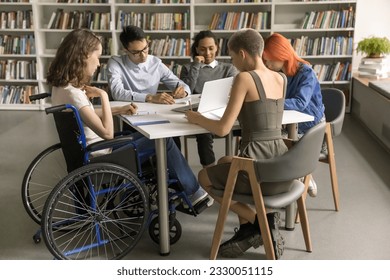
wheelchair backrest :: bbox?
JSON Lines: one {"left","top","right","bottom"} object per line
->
{"left": 52, "top": 110, "right": 85, "bottom": 173}
{"left": 47, "top": 104, "right": 144, "bottom": 177}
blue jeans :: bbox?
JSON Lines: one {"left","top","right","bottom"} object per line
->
{"left": 121, "top": 132, "right": 199, "bottom": 196}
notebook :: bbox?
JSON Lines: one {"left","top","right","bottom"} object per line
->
{"left": 172, "top": 76, "right": 234, "bottom": 119}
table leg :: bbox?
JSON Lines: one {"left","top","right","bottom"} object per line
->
{"left": 225, "top": 131, "right": 233, "bottom": 156}
{"left": 155, "top": 138, "right": 170, "bottom": 256}
{"left": 287, "top": 123, "right": 298, "bottom": 140}
{"left": 285, "top": 123, "right": 298, "bottom": 231}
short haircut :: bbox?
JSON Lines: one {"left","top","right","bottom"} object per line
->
{"left": 228, "top": 28, "right": 264, "bottom": 57}
{"left": 119, "top": 25, "right": 146, "bottom": 49}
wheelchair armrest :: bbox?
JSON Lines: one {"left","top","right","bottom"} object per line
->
{"left": 86, "top": 135, "right": 134, "bottom": 152}
{"left": 114, "top": 130, "right": 134, "bottom": 137}
{"left": 29, "top": 92, "right": 51, "bottom": 102}
{"left": 45, "top": 104, "right": 68, "bottom": 114}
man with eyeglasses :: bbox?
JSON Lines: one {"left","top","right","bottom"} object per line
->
{"left": 107, "top": 25, "right": 190, "bottom": 104}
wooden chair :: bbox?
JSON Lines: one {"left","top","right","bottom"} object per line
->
{"left": 319, "top": 88, "right": 346, "bottom": 211}
{"left": 209, "top": 122, "right": 326, "bottom": 260}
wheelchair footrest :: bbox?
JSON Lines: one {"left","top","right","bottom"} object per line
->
{"left": 175, "top": 197, "right": 211, "bottom": 216}
{"left": 193, "top": 197, "right": 211, "bottom": 215}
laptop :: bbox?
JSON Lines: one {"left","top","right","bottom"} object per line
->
{"left": 172, "top": 76, "right": 234, "bottom": 119}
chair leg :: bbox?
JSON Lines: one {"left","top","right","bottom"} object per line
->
{"left": 209, "top": 192, "right": 232, "bottom": 260}
{"left": 295, "top": 174, "right": 311, "bottom": 224}
{"left": 296, "top": 195, "right": 312, "bottom": 252}
{"left": 325, "top": 127, "right": 340, "bottom": 211}
{"left": 246, "top": 161, "right": 276, "bottom": 260}
{"left": 209, "top": 160, "right": 240, "bottom": 260}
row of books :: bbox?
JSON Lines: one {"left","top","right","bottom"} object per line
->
{"left": 100, "top": 37, "right": 113, "bottom": 56}
{"left": 297, "top": 0, "right": 352, "bottom": 2}
{"left": 0, "top": 35, "right": 36, "bottom": 55}
{"left": 214, "top": 0, "right": 271, "bottom": 2}
{"left": 48, "top": 10, "right": 111, "bottom": 30}
{"left": 149, "top": 37, "right": 191, "bottom": 57}
{"left": 312, "top": 61, "right": 351, "bottom": 82}
{"left": 1, "top": 0, "right": 30, "bottom": 2}
{"left": 209, "top": 11, "right": 270, "bottom": 31}
{"left": 92, "top": 63, "right": 108, "bottom": 82}
{"left": 289, "top": 36, "right": 353, "bottom": 57}
{"left": 117, "top": 11, "right": 189, "bottom": 31}
{"left": 0, "top": 60, "right": 37, "bottom": 80}
{"left": 0, "top": 10, "right": 34, "bottom": 30}
{"left": 56, "top": 0, "right": 109, "bottom": 3}
{"left": 165, "top": 61, "right": 183, "bottom": 77}
{"left": 0, "top": 85, "right": 38, "bottom": 105}
{"left": 300, "top": 7, "right": 354, "bottom": 29}
{"left": 130, "top": 0, "right": 190, "bottom": 3}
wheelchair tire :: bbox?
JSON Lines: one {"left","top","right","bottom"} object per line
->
{"left": 41, "top": 163, "right": 149, "bottom": 260}
{"left": 149, "top": 216, "right": 182, "bottom": 245}
{"left": 21, "top": 143, "right": 66, "bottom": 224}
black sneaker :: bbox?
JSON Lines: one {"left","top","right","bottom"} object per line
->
{"left": 219, "top": 224, "right": 263, "bottom": 258}
{"left": 267, "top": 212, "right": 285, "bottom": 259}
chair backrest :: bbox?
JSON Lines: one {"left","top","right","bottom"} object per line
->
{"left": 254, "top": 121, "right": 326, "bottom": 183}
{"left": 321, "top": 88, "right": 345, "bottom": 137}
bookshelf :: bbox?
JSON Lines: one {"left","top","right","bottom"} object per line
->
{"left": 0, "top": 0, "right": 357, "bottom": 111}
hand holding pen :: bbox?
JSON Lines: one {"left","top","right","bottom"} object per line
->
{"left": 185, "top": 100, "right": 201, "bottom": 124}
{"left": 171, "top": 82, "right": 186, "bottom": 99}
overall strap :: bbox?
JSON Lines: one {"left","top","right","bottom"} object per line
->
{"left": 278, "top": 72, "right": 287, "bottom": 98}
{"left": 248, "top": 70, "right": 267, "bottom": 101}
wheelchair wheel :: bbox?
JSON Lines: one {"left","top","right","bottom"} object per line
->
{"left": 41, "top": 163, "right": 149, "bottom": 260}
{"left": 21, "top": 143, "right": 66, "bottom": 224}
{"left": 149, "top": 216, "right": 182, "bottom": 245}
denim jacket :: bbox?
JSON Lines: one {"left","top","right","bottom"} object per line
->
{"left": 284, "top": 63, "right": 325, "bottom": 134}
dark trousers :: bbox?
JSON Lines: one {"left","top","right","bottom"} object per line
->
{"left": 196, "top": 133, "right": 215, "bottom": 166}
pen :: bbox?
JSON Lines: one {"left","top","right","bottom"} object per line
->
{"left": 171, "top": 82, "right": 179, "bottom": 98}
{"left": 189, "top": 100, "right": 192, "bottom": 111}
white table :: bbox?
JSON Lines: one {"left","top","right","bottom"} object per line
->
{"left": 115, "top": 96, "right": 314, "bottom": 255}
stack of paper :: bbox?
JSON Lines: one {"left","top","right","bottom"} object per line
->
{"left": 123, "top": 114, "right": 170, "bottom": 126}
{"left": 358, "top": 57, "right": 389, "bottom": 79}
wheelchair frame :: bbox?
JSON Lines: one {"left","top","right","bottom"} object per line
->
{"left": 23, "top": 96, "right": 208, "bottom": 259}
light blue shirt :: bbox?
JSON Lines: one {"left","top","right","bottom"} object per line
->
{"left": 107, "top": 54, "right": 191, "bottom": 102}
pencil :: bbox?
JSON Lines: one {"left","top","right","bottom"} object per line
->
{"left": 189, "top": 100, "right": 192, "bottom": 111}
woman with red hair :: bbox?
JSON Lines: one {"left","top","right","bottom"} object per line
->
{"left": 263, "top": 33, "right": 324, "bottom": 134}
{"left": 263, "top": 33, "right": 325, "bottom": 197}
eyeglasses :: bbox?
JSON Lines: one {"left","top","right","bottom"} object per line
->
{"left": 127, "top": 45, "right": 149, "bottom": 57}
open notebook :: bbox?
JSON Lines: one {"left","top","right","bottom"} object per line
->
{"left": 172, "top": 76, "right": 234, "bottom": 119}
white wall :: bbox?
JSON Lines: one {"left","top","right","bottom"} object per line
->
{"left": 353, "top": 0, "right": 390, "bottom": 69}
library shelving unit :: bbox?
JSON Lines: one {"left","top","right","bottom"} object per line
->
{"left": 0, "top": 0, "right": 40, "bottom": 110}
{"left": 0, "top": 0, "right": 357, "bottom": 111}
{"left": 272, "top": 0, "right": 357, "bottom": 111}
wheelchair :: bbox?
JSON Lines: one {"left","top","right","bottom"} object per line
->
{"left": 23, "top": 98, "right": 211, "bottom": 260}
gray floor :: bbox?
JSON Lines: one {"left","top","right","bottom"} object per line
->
{"left": 0, "top": 110, "right": 389, "bottom": 260}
